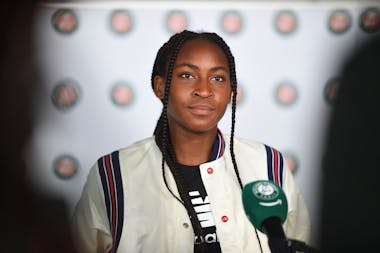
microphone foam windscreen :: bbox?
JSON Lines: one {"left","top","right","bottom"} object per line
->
{"left": 242, "top": 180, "right": 288, "bottom": 232}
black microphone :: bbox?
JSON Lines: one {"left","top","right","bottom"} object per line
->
{"left": 242, "top": 180, "right": 318, "bottom": 253}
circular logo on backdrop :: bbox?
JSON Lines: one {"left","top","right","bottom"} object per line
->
{"left": 283, "top": 151, "right": 299, "bottom": 174}
{"left": 324, "top": 77, "right": 340, "bottom": 105}
{"left": 231, "top": 85, "right": 244, "bottom": 105}
{"left": 252, "top": 181, "right": 279, "bottom": 200}
{"left": 221, "top": 10, "right": 243, "bottom": 34}
{"left": 275, "top": 81, "right": 298, "bottom": 106}
{"left": 51, "top": 79, "right": 81, "bottom": 111}
{"left": 328, "top": 9, "right": 352, "bottom": 34}
{"left": 110, "top": 9, "right": 133, "bottom": 34}
{"left": 111, "top": 82, "right": 134, "bottom": 107}
{"left": 359, "top": 7, "right": 380, "bottom": 33}
{"left": 53, "top": 154, "right": 79, "bottom": 180}
{"left": 274, "top": 10, "right": 297, "bottom": 35}
{"left": 166, "top": 10, "right": 188, "bottom": 33}
{"left": 236, "top": 86, "right": 244, "bottom": 104}
{"left": 52, "top": 8, "right": 78, "bottom": 34}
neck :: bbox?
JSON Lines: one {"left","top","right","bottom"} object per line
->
{"left": 169, "top": 127, "right": 218, "bottom": 166}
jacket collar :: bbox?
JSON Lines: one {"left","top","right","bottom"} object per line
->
{"left": 208, "top": 128, "right": 225, "bottom": 162}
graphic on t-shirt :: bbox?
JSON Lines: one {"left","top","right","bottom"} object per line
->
{"left": 189, "top": 191, "right": 220, "bottom": 245}
{"left": 190, "top": 191, "right": 215, "bottom": 228}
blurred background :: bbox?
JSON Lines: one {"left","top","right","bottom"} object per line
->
{"left": 19, "top": 0, "right": 380, "bottom": 248}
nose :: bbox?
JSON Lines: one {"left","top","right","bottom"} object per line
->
{"left": 193, "top": 79, "right": 213, "bottom": 98}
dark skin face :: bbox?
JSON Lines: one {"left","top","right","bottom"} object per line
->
{"left": 154, "top": 39, "right": 232, "bottom": 165}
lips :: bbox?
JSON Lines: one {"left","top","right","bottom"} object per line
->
{"left": 188, "top": 104, "right": 215, "bottom": 115}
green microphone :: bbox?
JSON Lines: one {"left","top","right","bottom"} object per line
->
{"left": 242, "top": 180, "right": 288, "bottom": 239}
{"left": 243, "top": 181, "right": 318, "bottom": 253}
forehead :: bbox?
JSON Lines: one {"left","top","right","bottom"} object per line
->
{"left": 175, "top": 38, "right": 229, "bottom": 66}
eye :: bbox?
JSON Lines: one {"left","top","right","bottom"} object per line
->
{"left": 211, "top": 76, "right": 225, "bottom": 82}
{"left": 180, "top": 73, "right": 194, "bottom": 79}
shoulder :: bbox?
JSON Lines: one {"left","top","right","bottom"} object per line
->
{"left": 119, "top": 136, "right": 156, "bottom": 155}
{"left": 225, "top": 134, "right": 282, "bottom": 156}
{"left": 232, "top": 135, "right": 265, "bottom": 150}
{"left": 95, "top": 137, "right": 160, "bottom": 176}
{"left": 97, "top": 136, "right": 156, "bottom": 162}
{"left": 223, "top": 133, "right": 287, "bottom": 185}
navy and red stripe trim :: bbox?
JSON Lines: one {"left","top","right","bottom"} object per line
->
{"left": 265, "top": 145, "right": 284, "bottom": 188}
{"left": 209, "top": 129, "right": 225, "bottom": 161}
{"left": 98, "top": 151, "right": 124, "bottom": 253}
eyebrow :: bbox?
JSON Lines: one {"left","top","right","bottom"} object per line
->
{"left": 174, "top": 63, "right": 229, "bottom": 72}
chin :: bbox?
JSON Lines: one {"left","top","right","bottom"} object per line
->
{"left": 185, "top": 124, "right": 218, "bottom": 134}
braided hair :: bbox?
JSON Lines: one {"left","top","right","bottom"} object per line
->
{"left": 151, "top": 30, "right": 262, "bottom": 252}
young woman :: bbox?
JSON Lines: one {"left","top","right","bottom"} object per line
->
{"left": 72, "top": 30, "right": 311, "bottom": 253}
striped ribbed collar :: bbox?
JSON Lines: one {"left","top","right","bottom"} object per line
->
{"left": 208, "top": 128, "right": 225, "bottom": 162}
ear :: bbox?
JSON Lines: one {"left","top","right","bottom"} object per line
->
{"left": 153, "top": 75, "right": 165, "bottom": 100}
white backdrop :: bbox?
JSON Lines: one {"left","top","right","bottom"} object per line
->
{"left": 27, "top": 0, "right": 380, "bottom": 246}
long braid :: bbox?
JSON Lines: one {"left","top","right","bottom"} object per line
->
{"left": 209, "top": 35, "right": 244, "bottom": 189}
{"left": 152, "top": 31, "right": 206, "bottom": 248}
{"left": 230, "top": 85, "right": 243, "bottom": 188}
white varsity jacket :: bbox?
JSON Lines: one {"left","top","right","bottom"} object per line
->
{"left": 71, "top": 134, "right": 311, "bottom": 253}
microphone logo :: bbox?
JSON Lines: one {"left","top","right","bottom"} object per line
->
{"left": 252, "top": 181, "right": 280, "bottom": 200}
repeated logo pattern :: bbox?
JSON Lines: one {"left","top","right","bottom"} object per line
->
{"left": 324, "top": 77, "right": 340, "bottom": 105}
{"left": 53, "top": 154, "right": 79, "bottom": 179}
{"left": 274, "top": 10, "right": 297, "bottom": 35}
{"left": 221, "top": 10, "right": 243, "bottom": 34}
{"left": 275, "top": 81, "right": 298, "bottom": 107}
{"left": 51, "top": 79, "right": 81, "bottom": 111}
{"left": 111, "top": 82, "right": 134, "bottom": 107}
{"left": 167, "top": 10, "right": 188, "bottom": 33}
{"left": 52, "top": 8, "right": 78, "bottom": 34}
{"left": 235, "top": 86, "right": 244, "bottom": 105}
{"left": 328, "top": 9, "right": 352, "bottom": 34}
{"left": 359, "top": 7, "right": 380, "bottom": 33}
{"left": 283, "top": 152, "right": 298, "bottom": 174}
{"left": 45, "top": 5, "right": 379, "bottom": 180}
{"left": 110, "top": 9, "right": 133, "bottom": 34}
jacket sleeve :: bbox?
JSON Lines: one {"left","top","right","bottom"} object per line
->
{"left": 281, "top": 159, "right": 312, "bottom": 245}
{"left": 71, "top": 161, "right": 113, "bottom": 253}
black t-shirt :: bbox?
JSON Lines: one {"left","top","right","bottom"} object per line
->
{"left": 178, "top": 164, "right": 222, "bottom": 253}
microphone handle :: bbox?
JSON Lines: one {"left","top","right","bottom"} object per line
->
{"left": 262, "top": 217, "right": 294, "bottom": 253}
{"left": 267, "top": 237, "right": 295, "bottom": 253}
{"left": 262, "top": 217, "right": 286, "bottom": 239}
{"left": 262, "top": 217, "right": 319, "bottom": 253}
{"left": 267, "top": 238, "right": 319, "bottom": 253}
{"left": 288, "top": 239, "right": 319, "bottom": 253}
